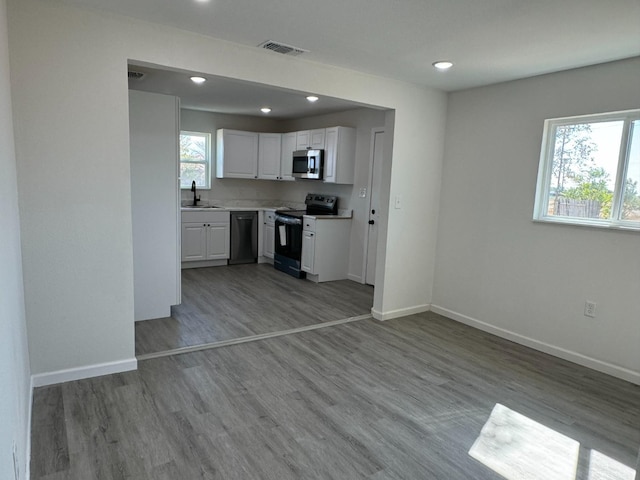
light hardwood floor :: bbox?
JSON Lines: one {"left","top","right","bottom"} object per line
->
{"left": 135, "top": 264, "right": 374, "bottom": 356}
{"left": 32, "top": 312, "right": 640, "bottom": 479}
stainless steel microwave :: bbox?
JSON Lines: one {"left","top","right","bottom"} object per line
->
{"left": 292, "top": 149, "right": 324, "bottom": 180}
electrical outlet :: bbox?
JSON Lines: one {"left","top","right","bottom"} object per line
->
{"left": 584, "top": 301, "right": 597, "bottom": 318}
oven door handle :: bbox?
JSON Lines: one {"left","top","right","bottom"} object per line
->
{"left": 275, "top": 215, "right": 302, "bottom": 226}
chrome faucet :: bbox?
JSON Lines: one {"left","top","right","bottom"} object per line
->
{"left": 191, "top": 181, "right": 200, "bottom": 206}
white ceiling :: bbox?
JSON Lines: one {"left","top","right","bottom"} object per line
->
{"left": 127, "top": 64, "right": 373, "bottom": 119}
{"left": 69, "top": 0, "right": 640, "bottom": 117}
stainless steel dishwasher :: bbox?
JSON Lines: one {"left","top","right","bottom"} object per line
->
{"left": 229, "top": 211, "right": 258, "bottom": 265}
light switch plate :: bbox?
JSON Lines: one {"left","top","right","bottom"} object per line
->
{"left": 394, "top": 195, "right": 402, "bottom": 209}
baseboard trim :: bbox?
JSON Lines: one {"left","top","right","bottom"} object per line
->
{"left": 181, "top": 259, "right": 227, "bottom": 269}
{"left": 31, "top": 358, "right": 138, "bottom": 387}
{"left": 26, "top": 375, "right": 34, "bottom": 480}
{"left": 347, "top": 273, "right": 364, "bottom": 284}
{"left": 371, "top": 304, "right": 430, "bottom": 321}
{"left": 430, "top": 304, "right": 640, "bottom": 386}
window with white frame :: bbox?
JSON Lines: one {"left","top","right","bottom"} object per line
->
{"left": 179, "top": 131, "right": 211, "bottom": 189}
{"left": 534, "top": 109, "right": 640, "bottom": 230}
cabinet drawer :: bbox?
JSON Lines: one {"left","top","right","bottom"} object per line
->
{"left": 302, "top": 217, "right": 316, "bottom": 232}
{"left": 182, "top": 210, "right": 230, "bottom": 224}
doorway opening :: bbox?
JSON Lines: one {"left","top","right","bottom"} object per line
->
{"left": 129, "top": 62, "right": 393, "bottom": 357}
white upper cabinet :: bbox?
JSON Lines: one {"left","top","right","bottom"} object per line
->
{"left": 257, "top": 133, "right": 282, "bottom": 180}
{"left": 310, "top": 129, "right": 326, "bottom": 149}
{"left": 280, "top": 132, "right": 296, "bottom": 181}
{"left": 216, "top": 129, "right": 259, "bottom": 179}
{"left": 295, "top": 130, "right": 310, "bottom": 150}
{"left": 216, "top": 126, "right": 355, "bottom": 183}
{"left": 296, "top": 129, "right": 326, "bottom": 150}
{"left": 324, "top": 126, "right": 356, "bottom": 184}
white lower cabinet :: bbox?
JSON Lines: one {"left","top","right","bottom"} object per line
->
{"left": 301, "top": 230, "right": 315, "bottom": 273}
{"left": 261, "top": 209, "right": 276, "bottom": 260}
{"left": 182, "top": 223, "right": 207, "bottom": 261}
{"left": 205, "top": 224, "right": 230, "bottom": 259}
{"left": 181, "top": 210, "right": 230, "bottom": 267}
{"left": 301, "top": 215, "right": 351, "bottom": 282}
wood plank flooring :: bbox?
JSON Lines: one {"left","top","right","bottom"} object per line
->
{"left": 135, "top": 264, "right": 374, "bottom": 356}
{"left": 32, "top": 312, "right": 640, "bottom": 479}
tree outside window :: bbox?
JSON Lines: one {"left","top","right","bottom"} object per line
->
{"left": 535, "top": 110, "right": 640, "bottom": 229}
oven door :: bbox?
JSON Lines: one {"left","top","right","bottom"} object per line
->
{"left": 274, "top": 214, "right": 303, "bottom": 260}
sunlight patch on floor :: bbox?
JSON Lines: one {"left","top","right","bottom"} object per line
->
{"left": 588, "top": 449, "right": 635, "bottom": 480}
{"left": 470, "top": 403, "right": 636, "bottom": 480}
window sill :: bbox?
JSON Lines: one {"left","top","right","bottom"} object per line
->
{"left": 533, "top": 216, "right": 640, "bottom": 232}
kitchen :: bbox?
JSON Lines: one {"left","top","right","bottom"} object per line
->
{"left": 129, "top": 65, "right": 387, "bottom": 355}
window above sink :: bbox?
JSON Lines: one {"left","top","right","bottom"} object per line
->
{"left": 180, "top": 131, "right": 211, "bottom": 189}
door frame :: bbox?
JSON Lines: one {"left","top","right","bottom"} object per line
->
{"left": 362, "top": 126, "right": 385, "bottom": 285}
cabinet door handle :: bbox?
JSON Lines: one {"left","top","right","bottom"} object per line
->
{"left": 368, "top": 220, "right": 375, "bottom": 225}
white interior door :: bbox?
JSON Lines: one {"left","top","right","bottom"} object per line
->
{"left": 365, "top": 128, "right": 384, "bottom": 286}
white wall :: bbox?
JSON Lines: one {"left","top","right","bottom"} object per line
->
{"left": 8, "top": 0, "right": 447, "bottom": 378}
{"left": 374, "top": 101, "right": 447, "bottom": 318}
{"left": 8, "top": 0, "right": 137, "bottom": 379}
{"left": 0, "top": 0, "right": 31, "bottom": 477}
{"left": 130, "top": 91, "right": 180, "bottom": 321}
{"left": 433, "top": 58, "right": 640, "bottom": 383}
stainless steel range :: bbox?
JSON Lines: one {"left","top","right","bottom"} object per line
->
{"left": 274, "top": 194, "right": 338, "bottom": 278}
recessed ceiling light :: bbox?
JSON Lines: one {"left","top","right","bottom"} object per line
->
{"left": 190, "top": 76, "right": 206, "bottom": 84}
{"left": 261, "top": 107, "right": 272, "bottom": 114}
{"left": 432, "top": 61, "right": 453, "bottom": 71}
{"left": 306, "top": 95, "right": 319, "bottom": 103}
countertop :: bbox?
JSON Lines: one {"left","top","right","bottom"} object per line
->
{"left": 181, "top": 205, "right": 286, "bottom": 212}
{"left": 181, "top": 205, "right": 352, "bottom": 218}
{"left": 304, "top": 212, "right": 352, "bottom": 219}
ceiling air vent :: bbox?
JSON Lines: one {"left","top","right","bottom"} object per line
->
{"left": 127, "top": 70, "right": 146, "bottom": 81}
{"left": 258, "top": 41, "right": 308, "bottom": 57}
